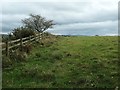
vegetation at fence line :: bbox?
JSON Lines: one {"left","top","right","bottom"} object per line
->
{"left": 2, "top": 36, "right": 119, "bottom": 88}
{"left": 2, "top": 14, "right": 55, "bottom": 64}
{"left": 2, "top": 27, "right": 35, "bottom": 42}
{"left": 2, "top": 32, "right": 57, "bottom": 68}
{"left": 2, "top": 14, "right": 55, "bottom": 42}
{"left": 12, "top": 27, "right": 35, "bottom": 39}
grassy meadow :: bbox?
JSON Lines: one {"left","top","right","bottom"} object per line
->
{"left": 2, "top": 36, "right": 119, "bottom": 88}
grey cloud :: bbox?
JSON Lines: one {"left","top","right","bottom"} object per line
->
{"left": 1, "top": 1, "right": 118, "bottom": 35}
{"left": 47, "top": 21, "right": 117, "bottom": 35}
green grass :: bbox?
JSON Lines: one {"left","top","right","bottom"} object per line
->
{"left": 2, "top": 36, "right": 119, "bottom": 88}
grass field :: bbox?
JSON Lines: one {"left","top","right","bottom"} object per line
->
{"left": 2, "top": 36, "right": 119, "bottom": 88}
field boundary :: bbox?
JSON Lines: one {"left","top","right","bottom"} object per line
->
{"left": 1, "top": 33, "right": 42, "bottom": 56}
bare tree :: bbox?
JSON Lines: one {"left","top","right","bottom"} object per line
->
{"left": 22, "top": 14, "right": 55, "bottom": 33}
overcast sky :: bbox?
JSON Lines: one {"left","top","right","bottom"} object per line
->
{"left": 1, "top": 0, "right": 119, "bottom": 35}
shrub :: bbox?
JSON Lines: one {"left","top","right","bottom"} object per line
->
{"left": 2, "top": 56, "right": 12, "bottom": 68}
{"left": 16, "top": 51, "right": 28, "bottom": 62}
{"left": 35, "top": 52, "right": 41, "bottom": 57}
{"left": 12, "top": 27, "right": 35, "bottom": 39}
{"left": 9, "top": 49, "right": 28, "bottom": 62}
{"left": 21, "top": 44, "right": 33, "bottom": 54}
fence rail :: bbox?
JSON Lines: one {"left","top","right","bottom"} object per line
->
{"left": 1, "top": 33, "right": 41, "bottom": 56}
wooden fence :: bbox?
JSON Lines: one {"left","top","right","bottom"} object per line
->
{"left": 1, "top": 33, "right": 41, "bottom": 56}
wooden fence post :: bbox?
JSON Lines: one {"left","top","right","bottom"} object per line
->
{"left": 20, "top": 37, "right": 23, "bottom": 51}
{"left": 5, "top": 40, "right": 9, "bottom": 57}
{"left": 40, "top": 33, "right": 42, "bottom": 40}
{"left": 39, "top": 33, "right": 41, "bottom": 41}
{"left": 36, "top": 34, "right": 38, "bottom": 42}
{"left": 29, "top": 36, "right": 31, "bottom": 43}
{"left": 2, "top": 34, "right": 43, "bottom": 55}
{"left": 35, "top": 34, "right": 37, "bottom": 42}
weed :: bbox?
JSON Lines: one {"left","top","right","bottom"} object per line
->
{"left": 22, "top": 44, "right": 32, "bottom": 54}
{"left": 51, "top": 50, "right": 63, "bottom": 60}
{"left": 9, "top": 49, "right": 27, "bottom": 62}
{"left": 2, "top": 56, "right": 12, "bottom": 68}
{"left": 35, "top": 52, "right": 41, "bottom": 57}
{"left": 38, "top": 72, "right": 55, "bottom": 82}
{"left": 21, "top": 67, "right": 55, "bottom": 82}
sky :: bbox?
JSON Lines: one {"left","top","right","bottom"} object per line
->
{"left": 0, "top": 0, "right": 119, "bottom": 36}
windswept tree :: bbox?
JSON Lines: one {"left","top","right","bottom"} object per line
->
{"left": 22, "top": 14, "right": 55, "bottom": 34}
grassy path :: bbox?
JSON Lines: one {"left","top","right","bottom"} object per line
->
{"left": 3, "top": 36, "right": 119, "bottom": 88}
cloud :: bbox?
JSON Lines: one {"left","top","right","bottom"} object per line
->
{"left": 1, "top": 0, "right": 119, "bottom": 35}
{"left": 1, "top": 0, "right": 119, "bottom": 2}
{"left": 47, "top": 20, "right": 118, "bottom": 35}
